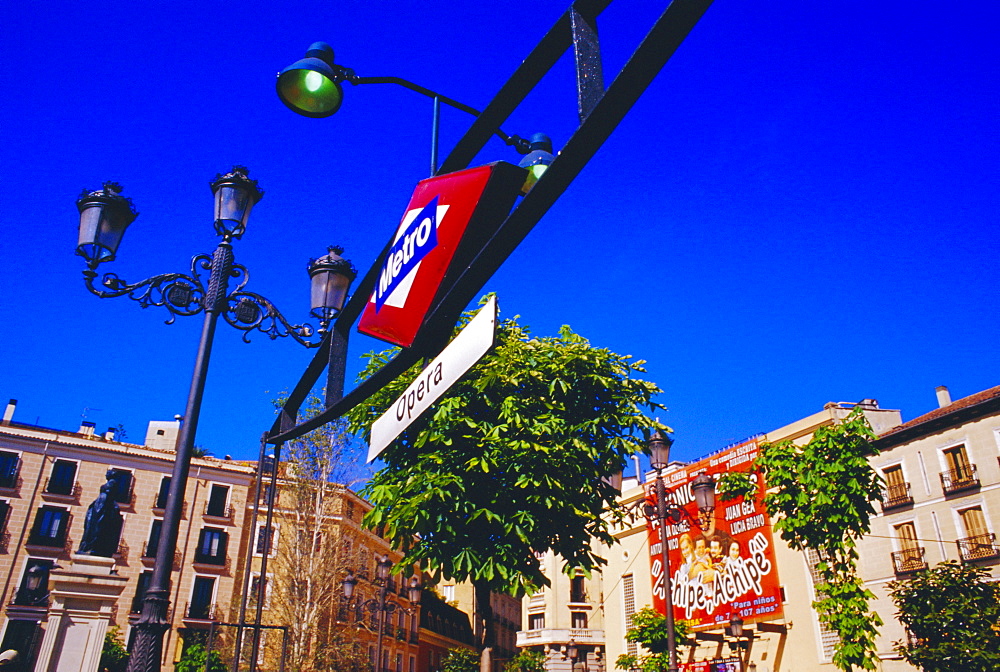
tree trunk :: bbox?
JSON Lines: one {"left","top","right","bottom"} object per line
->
{"left": 473, "top": 581, "right": 494, "bottom": 651}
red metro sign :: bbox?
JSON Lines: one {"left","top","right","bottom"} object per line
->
{"left": 358, "top": 162, "right": 525, "bottom": 348}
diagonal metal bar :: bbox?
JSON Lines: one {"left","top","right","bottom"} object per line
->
{"left": 267, "top": 0, "right": 715, "bottom": 445}
{"left": 436, "top": 0, "right": 613, "bottom": 176}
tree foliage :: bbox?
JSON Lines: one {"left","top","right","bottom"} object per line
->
{"left": 724, "top": 407, "right": 883, "bottom": 671}
{"left": 614, "top": 606, "right": 693, "bottom": 672}
{"left": 99, "top": 626, "right": 129, "bottom": 672}
{"left": 504, "top": 650, "right": 546, "bottom": 672}
{"left": 441, "top": 647, "right": 480, "bottom": 672}
{"left": 175, "top": 644, "right": 225, "bottom": 672}
{"left": 888, "top": 560, "right": 1000, "bottom": 672}
{"left": 346, "top": 299, "right": 663, "bottom": 643}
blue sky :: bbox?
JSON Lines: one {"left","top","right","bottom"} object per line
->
{"left": 1, "top": 1, "right": 997, "bottom": 464}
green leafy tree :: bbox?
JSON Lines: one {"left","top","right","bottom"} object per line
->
{"left": 504, "top": 650, "right": 546, "bottom": 672}
{"left": 719, "top": 407, "right": 883, "bottom": 671}
{"left": 175, "top": 644, "right": 225, "bottom": 672}
{"left": 442, "top": 647, "right": 480, "bottom": 672}
{"left": 888, "top": 560, "right": 1000, "bottom": 672}
{"left": 100, "top": 626, "right": 129, "bottom": 672}
{"left": 614, "top": 606, "right": 693, "bottom": 672}
{"left": 347, "top": 299, "right": 664, "bottom": 647}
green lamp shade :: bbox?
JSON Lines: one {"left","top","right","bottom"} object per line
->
{"left": 277, "top": 62, "right": 344, "bottom": 117}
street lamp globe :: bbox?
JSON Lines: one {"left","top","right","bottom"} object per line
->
{"left": 646, "top": 429, "right": 673, "bottom": 471}
{"left": 691, "top": 471, "right": 717, "bottom": 514}
{"left": 376, "top": 554, "right": 392, "bottom": 582}
{"left": 76, "top": 182, "right": 138, "bottom": 268}
{"left": 210, "top": 166, "right": 263, "bottom": 240}
{"left": 342, "top": 571, "right": 358, "bottom": 600}
{"left": 308, "top": 245, "right": 357, "bottom": 323}
{"left": 408, "top": 576, "right": 422, "bottom": 604}
{"left": 277, "top": 42, "right": 348, "bottom": 118}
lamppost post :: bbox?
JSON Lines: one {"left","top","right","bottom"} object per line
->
{"left": 343, "top": 556, "right": 421, "bottom": 672}
{"left": 75, "top": 168, "right": 356, "bottom": 672}
{"left": 642, "top": 430, "right": 716, "bottom": 672}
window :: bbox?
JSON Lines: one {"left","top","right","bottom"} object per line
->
{"left": 249, "top": 573, "right": 271, "bottom": 609}
{"left": 188, "top": 576, "right": 216, "bottom": 619}
{"left": 891, "top": 522, "right": 926, "bottom": 573}
{"left": 107, "top": 468, "right": 134, "bottom": 505}
{"left": 155, "top": 477, "right": 171, "bottom": 509}
{"left": 571, "top": 611, "right": 588, "bottom": 628}
{"left": 132, "top": 571, "right": 153, "bottom": 613}
{"left": 196, "top": 528, "right": 228, "bottom": 565}
{"left": 346, "top": 500, "right": 355, "bottom": 521}
{"left": 528, "top": 613, "right": 544, "bottom": 630}
{"left": 882, "top": 465, "right": 912, "bottom": 508}
{"left": 622, "top": 574, "right": 637, "bottom": 656}
{"left": 144, "top": 520, "right": 163, "bottom": 558}
{"left": 14, "top": 558, "right": 53, "bottom": 605}
{"left": 396, "top": 653, "right": 403, "bottom": 672}
{"left": 570, "top": 575, "right": 586, "bottom": 602}
{"left": 805, "top": 548, "right": 839, "bottom": 659}
{"left": 957, "top": 506, "right": 998, "bottom": 561}
{"left": 0, "top": 500, "right": 9, "bottom": 535}
{"left": 29, "top": 506, "right": 69, "bottom": 547}
{"left": 940, "top": 445, "right": 980, "bottom": 493}
{"left": 441, "top": 584, "right": 455, "bottom": 602}
{"left": 46, "top": 460, "right": 78, "bottom": 495}
{"left": 409, "top": 656, "right": 416, "bottom": 672}
{"left": 0, "top": 451, "right": 20, "bottom": 488}
{"left": 206, "top": 484, "right": 230, "bottom": 517}
{"left": 255, "top": 524, "right": 276, "bottom": 556}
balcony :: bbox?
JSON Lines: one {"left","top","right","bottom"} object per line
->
{"left": 957, "top": 533, "right": 1000, "bottom": 562}
{"left": 881, "top": 482, "right": 913, "bottom": 511}
{"left": 204, "top": 502, "right": 234, "bottom": 521}
{"left": 43, "top": 479, "right": 82, "bottom": 501}
{"left": 940, "top": 465, "right": 980, "bottom": 495}
{"left": 891, "top": 547, "right": 927, "bottom": 574}
{"left": 0, "top": 474, "right": 22, "bottom": 493}
{"left": 185, "top": 601, "right": 218, "bottom": 621}
{"left": 140, "top": 542, "right": 182, "bottom": 570}
{"left": 193, "top": 551, "right": 231, "bottom": 573}
{"left": 516, "top": 628, "right": 606, "bottom": 649}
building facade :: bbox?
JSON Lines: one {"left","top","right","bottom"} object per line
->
{"left": 599, "top": 400, "right": 905, "bottom": 672}
{"left": 516, "top": 549, "right": 606, "bottom": 672}
{"left": 0, "top": 400, "right": 256, "bottom": 670}
{"left": 862, "top": 384, "right": 1000, "bottom": 670}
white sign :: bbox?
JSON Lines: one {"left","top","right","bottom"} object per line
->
{"left": 367, "top": 296, "right": 497, "bottom": 463}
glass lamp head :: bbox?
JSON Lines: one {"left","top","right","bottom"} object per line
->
{"left": 210, "top": 165, "right": 263, "bottom": 239}
{"left": 308, "top": 245, "right": 357, "bottom": 323}
{"left": 646, "top": 429, "right": 674, "bottom": 471}
{"left": 76, "top": 182, "right": 138, "bottom": 268}
{"left": 277, "top": 42, "right": 348, "bottom": 118}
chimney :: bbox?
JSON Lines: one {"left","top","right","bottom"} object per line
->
{"left": 935, "top": 386, "right": 952, "bottom": 408}
{"left": 105, "top": 427, "right": 116, "bottom": 441}
{"left": 1, "top": 399, "right": 15, "bottom": 425}
{"left": 79, "top": 421, "right": 96, "bottom": 437}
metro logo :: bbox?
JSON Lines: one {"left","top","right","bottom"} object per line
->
{"left": 375, "top": 197, "right": 441, "bottom": 312}
{"left": 358, "top": 162, "right": 526, "bottom": 349}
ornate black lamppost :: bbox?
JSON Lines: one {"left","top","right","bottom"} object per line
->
{"left": 643, "top": 430, "right": 716, "bottom": 672}
{"left": 342, "top": 555, "right": 422, "bottom": 672}
{"left": 75, "top": 167, "right": 357, "bottom": 672}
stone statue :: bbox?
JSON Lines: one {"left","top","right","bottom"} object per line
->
{"left": 77, "top": 469, "right": 124, "bottom": 556}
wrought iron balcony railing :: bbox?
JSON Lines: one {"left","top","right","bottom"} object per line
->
{"left": 891, "top": 547, "right": 927, "bottom": 574}
{"left": 957, "top": 532, "right": 1000, "bottom": 562}
{"left": 940, "top": 464, "right": 980, "bottom": 495}
{"left": 881, "top": 482, "right": 913, "bottom": 510}
{"left": 44, "top": 479, "right": 82, "bottom": 499}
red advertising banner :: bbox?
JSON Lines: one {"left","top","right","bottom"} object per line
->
{"left": 646, "top": 438, "right": 783, "bottom": 630}
{"left": 678, "top": 658, "right": 742, "bottom": 672}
